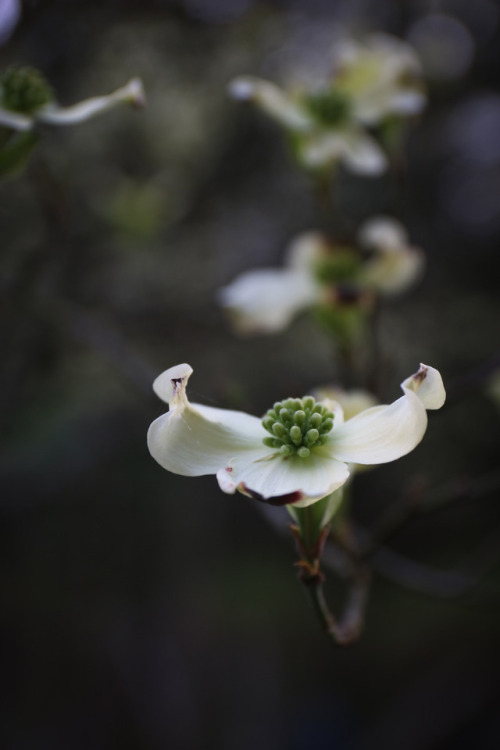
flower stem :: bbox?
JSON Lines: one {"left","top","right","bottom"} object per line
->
{"left": 291, "top": 504, "right": 370, "bottom": 646}
{"left": 301, "top": 566, "right": 370, "bottom": 645}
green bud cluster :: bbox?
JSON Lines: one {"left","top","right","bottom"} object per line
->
{"left": 313, "top": 248, "right": 361, "bottom": 284}
{"left": 305, "top": 90, "right": 352, "bottom": 127}
{"left": 0, "top": 67, "right": 53, "bottom": 114}
{"left": 262, "top": 396, "right": 334, "bottom": 458}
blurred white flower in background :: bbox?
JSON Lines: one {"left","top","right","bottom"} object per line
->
{"left": 359, "top": 217, "right": 426, "bottom": 295}
{"left": 147, "top": 363, "right": 446, "bottom": 507}
{"left": 331, "top": 33, "right": 426, "bottom": 124}
{"left": 0, "top": 67, "right": 145, "bottom": 131}
{"left": 217, "top": 232, "right": 327, "bottom": 334}
{"left": 229, "top": 74, "right": 387, "bottom": 175}
{"left": 229, "top": 33, "right": 425, "bottom": 174}
{"left": 218, "top": 217, "right": 425, "bottom": 335}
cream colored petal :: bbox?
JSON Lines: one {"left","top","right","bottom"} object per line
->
{"left": 359, "top": 217, "right": 408, "bottom": 250}
{"left": 228, "top": 76, "right": 312, "bottom": 132}
{"left": 148, "top": 363, "right": 266, "bottom": 476}
{"left": 299, "top": 131, "right": 346, "bottom": 169}
{"left": 342, "top": 131, "right": 388, "bottom": 175}
{"left": 0, "top": 107, "right": 33, "bottom": 131}
{"left": 152, "top": 363, "right": 193, "bottom": 405}
{"left": 285, "top": 231, "right": 330, "bottom": 271}
{"left": 359, "top": 217, "right": 425, "bottom": 294}
{"left": 401, "top": 363, "right": 446, "bottom": 409}
{"left": 217, "top": 267, "right": 319, "bottom": 335}
{"left": 364, "top": 33, "right": 423, "bottom": 76}
{"left": 362, "top": 246, "right": 425, "bottom": 294}
{"left": 35, "top": 78, "right": 145, "bottom": 125}
{"left": 388, "top": 89, "right": 426, "bottom": 116}
{"left": 334, "top": 34, "right": 424, "bottom": 125}
{"left": 351, "top": 96, "right": 394, "bottom": 126}
{"left": 217, "top": 449, "right": 350, "bottom": 507}
{"left": 330, "top": 363, "right": 445, "bottom": 464}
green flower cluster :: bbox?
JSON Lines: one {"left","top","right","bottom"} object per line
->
{"left": 262, "top": 397, "right": 334, "bottom": 458}
{"left": 0, "top": 67, "right": 53, "bottom": 114}
{"left": 304, "top": 90, "right": 352, "bottom": 127}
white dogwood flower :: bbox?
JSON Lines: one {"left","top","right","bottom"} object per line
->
{"left": 228, "top": 33, "right": 425, "bottom": 174}
{"left": 229, "top": 75, "right": 387, "bottom": 175}
{"left": 148, "top": 362, "right": 445, "bottom": 508}
{"left": 0, "top": 67, "right": 145, "bottom": 131}
{"left": 218, "top": 218, "right": 424, "bottom": 335}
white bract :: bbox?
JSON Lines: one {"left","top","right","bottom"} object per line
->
{"left": 228, "top": 33, "right": 425, "bottom": 174}
{"left": 359, "top": 217, "right": 425, "bottom": 294}
{"left": 332, "top": 33, "right": 426, "bottom": 125}
{"left": 148, "top": 362, "right": 445, "bottom": 508}
{"left": 218, "top": 218, "right": 424, "bottom": 335}
{"left": 217, "top": 232, "right": 326, "bottom": 334}
{"left": 0, "top": 76, "right": 145, "bottom": 131}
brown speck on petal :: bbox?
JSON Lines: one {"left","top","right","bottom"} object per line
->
{"left": 239, "top": 483, "right": 304, "bottom": 506}
{"left": 413, "top": 364, "right": 428, "bottom": 383}
{"left": 171, "top": 377, "right": 185, "bottom": 394}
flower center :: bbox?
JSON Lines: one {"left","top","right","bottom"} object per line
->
{"left": 305, "top": 90, "right": 352, "bottom": 127}
{"left": 262, "top": 396, "right": 334, "bottom": 458}
{"left": 313, "top": 247, "right": 361, "bottom": 284}
{"left": 0, "top": 67, "right": 53, "bottom": 114}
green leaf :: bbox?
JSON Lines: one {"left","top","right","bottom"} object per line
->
{"left": 0, "top": 129, "right": 39, "bottom": 179}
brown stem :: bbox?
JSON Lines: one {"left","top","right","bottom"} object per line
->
{"left": 298, "top": 561, "right": 370, "bottom": 646}
{"left": 292, "top": 510, "right": 371, "bottom": 646}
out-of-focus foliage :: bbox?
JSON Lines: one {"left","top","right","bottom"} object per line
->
{"left": 1, "top": 1, "right": 500, "bottom": 749}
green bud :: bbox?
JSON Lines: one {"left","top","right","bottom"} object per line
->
{"left": 310, "top": 412, "right": 322, "bottom": 429}
{"left": 320, "top": 418, "right": 334, "bottom": 433}
{"left": 305, "top": 89, "right": 352, "bottom": 127}
{"left": 294, "top": 410, "right": 306, "bottom": 426}
{"left": 272, "top": 422, "right": 287, "bottom": 439}
{"left": 305, "top": 428, "right": 320, "bottom": 445}
{"left": 263, "top": 436, "right": 279, "bottom": 448}
{"left": 1, "top": 67, "right": 53, "bottom": 114}
{"left": 262, "top": 416, "right": 275, "bottom": 432}
{"left": 262, "top": 392, "right": 335, "bottom": 458}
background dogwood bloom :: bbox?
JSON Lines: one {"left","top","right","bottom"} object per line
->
{"left": 218, "top": 218, "right": 424, "bottom": 335}
{"left": 0, "top": 68, "right": 145, "bottom": 131}
{"left": 148, "top": 362, "right": 445, "bottom": 508}
{"left": 228, "top": 33, "right": 425, "bottom": 174}
{"left": 229, "top": 74, "right": 387, "bottom": 175}
{"left": 359, "top": 216, "right": 426, "bottom": 294}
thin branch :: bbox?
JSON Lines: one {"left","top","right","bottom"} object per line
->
{"left": 298, "top": 560, "right": 371, "bottom": 646}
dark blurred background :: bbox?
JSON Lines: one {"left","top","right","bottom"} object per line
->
{"left": 1, "top": 1, "right": 500, "bottom": 748}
